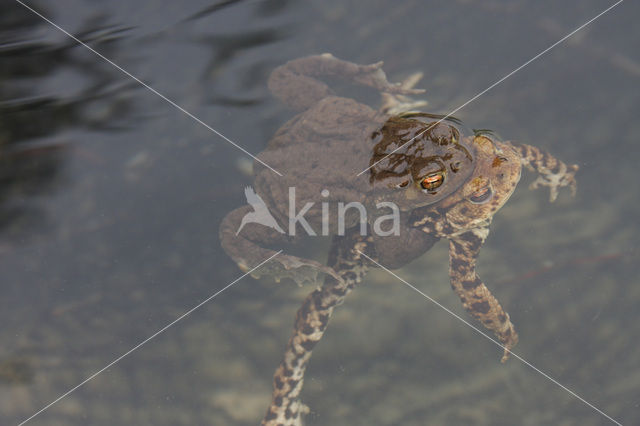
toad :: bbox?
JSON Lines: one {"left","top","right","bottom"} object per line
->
{"left": 218, "top": 54, "right": 578, "bottom": 425}
{"left": 220, "top": 54, "right": 476, "bottom": 287}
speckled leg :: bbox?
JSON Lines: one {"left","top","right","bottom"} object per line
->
{"left": 262, "top": 233, "right": 373, "bottom": 426}
{"left": 514, "top": 143, "right": 579, "bottom": 202}
{"left": 448, "top": 228, "right": 518, "bottom": 362}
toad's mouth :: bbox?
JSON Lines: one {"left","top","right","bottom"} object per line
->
{"left": 469, "top": 184, "right": 493, "bottom": 204}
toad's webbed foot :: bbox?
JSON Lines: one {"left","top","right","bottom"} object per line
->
{"left": 516, "top": 143, "right": 579, "bottom": 202}
{"left": 529, "top": 162, "right": 578, "bottom": 202}
{"left": 254, "top": 253, "right": 343, "bottom": 286}
{"left": 339, "top": 56, "right": 425, "bottom": 96}
{"left": 381, "top": 71, "right": 429, "bottom": 115}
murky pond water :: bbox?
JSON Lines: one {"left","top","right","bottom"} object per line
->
{"left": 1, "top": 1, "right": 638, "bottom": 425}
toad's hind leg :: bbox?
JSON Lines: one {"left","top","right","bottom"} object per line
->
{"left": 449, "top": 228, "right": 518, "bottom": 362}
{"left": 262, "top": 232, "right": 373, "bottom": 426}
{"left": 220, "top": 206, "right": 342, "bottom": 286}
{"left": 268, "top": 53, "right": 424, "bottom": 111}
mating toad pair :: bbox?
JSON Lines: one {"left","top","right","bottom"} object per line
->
{"left": 220, "top": 54, "right": 577, "bottom": 425}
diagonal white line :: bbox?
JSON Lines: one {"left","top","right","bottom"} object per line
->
{"left": 18, "top": 250, "right": 283, "bottom": 426}
{"left": 357, "top": 250, "right": 622, "bottom": 425}
{"left": 357, "top": 0, "right": 625, "bottom": 177}
{"left": 14, "top": 0, "right": 283, "bottom": 177}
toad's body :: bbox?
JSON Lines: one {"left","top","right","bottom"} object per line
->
{"left": 219, "top": 54, "right": 577, "bottom": 426}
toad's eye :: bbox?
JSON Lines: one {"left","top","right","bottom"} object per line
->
{"left": 469, "top": 186, "right": 493, "bottom": 204}
{"left": 396, "top": 180, "right": 409, "bottom": 188}
{"left": 420, "top": 172, "right": 445, "bottom": 191}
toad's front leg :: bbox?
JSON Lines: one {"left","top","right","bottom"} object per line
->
{"left": 448, "top": 228, "right": 518, "bottom": 362}
{"left": 514, "top": 143, "right": 579, "bottom": 202}
{"left": 262, "top": 232, "right": 373, "bottom": 426}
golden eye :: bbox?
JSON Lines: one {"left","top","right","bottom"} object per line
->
{"left": 420, "top": 172, "right": 444, "bottom": 191}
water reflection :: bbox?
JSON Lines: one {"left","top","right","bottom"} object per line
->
{"left": 0, "top": 0, "right": 636, "bottom": 425}
{"left": 0, "top": 1, "right": 136, "bottom": 237}
{"left": 186, "top": 0, "right": 293, "bottom": 22}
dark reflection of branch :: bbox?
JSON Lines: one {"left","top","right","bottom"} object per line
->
{"left": 210, "top": 96, "right": 263, "bottom": 107}
{"left": 0, "top": 2, "right": 138, "bottom": 238}
{"left": 184, "top": 0, "right": 248, "bottom": 22}
{"left": 182, "top": 0, "right": 293, "bottom": 107}
{"left": 197, "top": 29, "right": 290, "bottom": 107}
{"left": 198, "top": 28, "right": 290, "bottom": 75}
{"left": 185, "top": 0, "right": 293, "bottom": 21}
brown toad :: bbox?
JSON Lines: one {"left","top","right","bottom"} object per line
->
{"left": 218, "top": 54, "right": 578, "bottom": 425}
{"left": 220, "top": 54, "right": 475, "bottom": 286}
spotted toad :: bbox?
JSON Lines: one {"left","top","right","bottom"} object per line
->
{"left": 220, "top": 54, "right": 475, "bottom": 286}
{"left": 218, "top": 54, "right": 578, "bottom": 425}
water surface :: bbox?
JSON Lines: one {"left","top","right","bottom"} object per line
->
{"left": 1, "top": 1, "right": 638, "bottom": 425}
